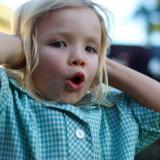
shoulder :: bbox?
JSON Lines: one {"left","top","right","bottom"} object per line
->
{"left": 0, "top": 67, "right": 30, "bottom": 95}
{"left": 102, "top": 89, "right": 160, "bottom": 127}
{"left": 101, "top": 89, "right": 137, "bottom": 109}
{"left": 0, "top": 67, "right": 9, "bottom": 85}
{"left": 105, "top": 89, "right": 144, "bottom": 109}
{"left": 104, "top": 89, "right": 160, "bottom": 132}
{"left": 0, "top": 67, "right": 31, "bottom": 109}
{"left": 0, "top": 67, "right": 11, "bottom": 96}
{"left": 0, "top": 67, "right": 14, "bottom": 112}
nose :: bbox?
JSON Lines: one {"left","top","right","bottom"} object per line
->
{"left": 69, "top": 58, "right": 85, "bottom": 67}
{"left": 68, "top": 49, "right": 86, "bottom": 67}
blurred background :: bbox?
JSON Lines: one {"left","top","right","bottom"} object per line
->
{"left": 0, "top": 0, "right": 160, "bottom": 159}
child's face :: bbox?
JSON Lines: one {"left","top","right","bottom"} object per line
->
{"left": 32, "top": 7, "right": 102, "bottom": 104}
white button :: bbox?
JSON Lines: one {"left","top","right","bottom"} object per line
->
{"left": 75, "top": 128, "right": 85, "bottom": 139}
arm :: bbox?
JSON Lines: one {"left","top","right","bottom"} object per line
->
{"left": 0, "top": 32, "right": 24, "bottom": 66}
{"left": 106, "top": 58, "right": 160, "bottom": 112}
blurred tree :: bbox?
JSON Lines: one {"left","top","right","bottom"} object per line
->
{"left": 0, "top": 3, "right": 13, "bottom": 33}
{"left": 133, "top": 0, "right": 160, "bottom": 45}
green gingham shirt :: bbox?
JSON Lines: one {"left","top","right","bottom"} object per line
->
{"left": 0, "top": 68, "right": 160, "bottom": 160}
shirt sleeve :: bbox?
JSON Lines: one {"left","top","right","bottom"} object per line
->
{"left": 130, "top": 94, "right": 160, "bottom": 153}
{"left": 0, "top": 67, "right": 12, "bottom": 112}
{"left": 107, "top": 91, "right": 160, "bottom": 153}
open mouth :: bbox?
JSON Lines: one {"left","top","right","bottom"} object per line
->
{"left": 70, "top": 73, "right": 84, "bottom": 84}
{"left": 65, "top": 72, "right": 85, "bottom": 90}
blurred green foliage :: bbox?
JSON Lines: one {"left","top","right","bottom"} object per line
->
{"left": 134, "top": 0, "right": 160, "bottom": 34}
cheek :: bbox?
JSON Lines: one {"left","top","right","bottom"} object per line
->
{"left": 38, "top": 48, "right": 65, "bottom": 75}
{"left": 88, "top": 57, "right": 99, "bottom": 80}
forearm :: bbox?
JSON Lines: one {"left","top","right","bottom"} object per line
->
{"left": 0, "top": 32, "right": 24, "bottom": 66}
{"left": 107, "top": 58, "right": 160, "bottom": 112}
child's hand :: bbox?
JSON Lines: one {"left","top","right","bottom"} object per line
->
{"left": 0, "top": 32, "right": 24, "bottom": 67}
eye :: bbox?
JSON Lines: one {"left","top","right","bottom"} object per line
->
{"left": 50, "top": 41, "right": 66, "bottom": 48}
{"left": 85, "top": 46, "right": 97, "bottom": 54}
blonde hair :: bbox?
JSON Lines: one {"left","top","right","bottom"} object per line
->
{"left": 5, "top": 0, "right": 112, "bottom": 102}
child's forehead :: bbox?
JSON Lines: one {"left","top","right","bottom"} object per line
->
{"left": 40, "top": 7, "right": 100, "bottom": 25}
{"left": 37, "top": 7, "right": 102, "bottom": 40}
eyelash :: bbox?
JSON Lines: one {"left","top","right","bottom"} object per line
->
{"left": 49, "top": 41, "right": 97, "bottom": 54}
{"left": 85, "top": 46, "right": 97, "bottom": 54}
{"left": 50, "top": 41, "right": 66, "bottom": 48}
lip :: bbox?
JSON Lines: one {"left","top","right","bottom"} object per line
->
{"left": 65, "top": 72, "right": 85, "bottom": 91}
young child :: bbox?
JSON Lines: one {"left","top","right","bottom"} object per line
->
{"left": 0, "top": 0, "right": 160, "bottom": 159}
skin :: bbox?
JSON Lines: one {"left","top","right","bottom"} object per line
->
{"left": 32, "top": 7, "right": 102, "bottom": 104}
{"left": 0, "top": 33, "right": 23, "bottom": 67}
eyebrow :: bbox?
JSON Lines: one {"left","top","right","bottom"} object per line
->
{"left": 40, "top": 28, "right": 75, "bottom": 37}
{"left": 39, "top": 29, "right": 101, "bottom": 46}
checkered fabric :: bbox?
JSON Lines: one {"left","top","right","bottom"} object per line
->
{"left": 0, "top": 68, "right": 160, "bottom": 160}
